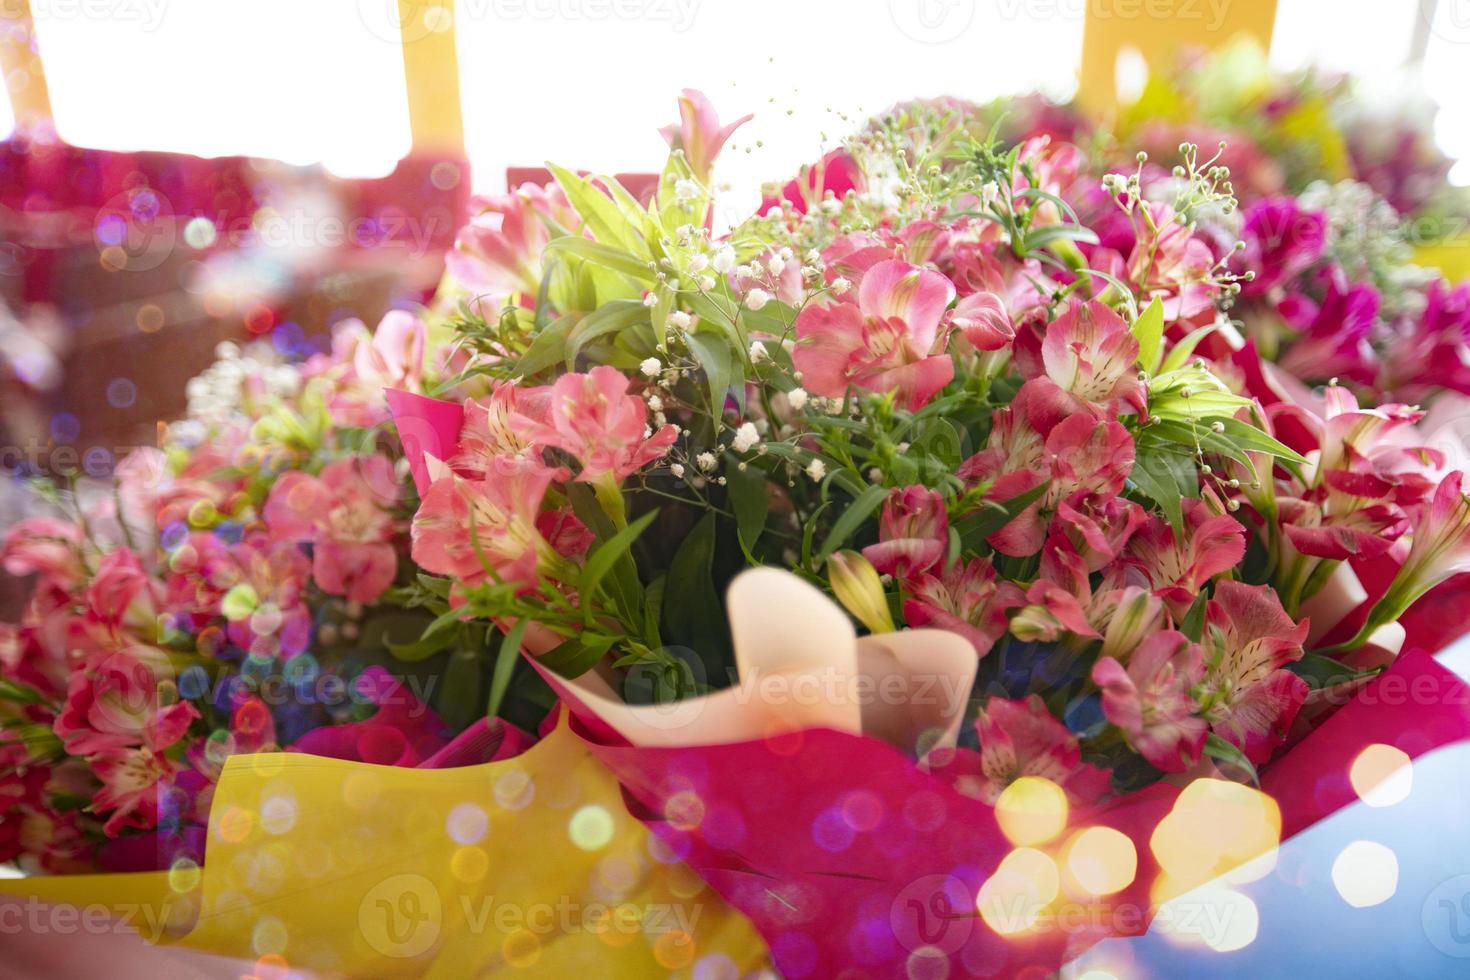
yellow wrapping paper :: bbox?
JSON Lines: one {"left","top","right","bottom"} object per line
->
{"left": 0, "top": 716, "right": 771, "bottom": 977}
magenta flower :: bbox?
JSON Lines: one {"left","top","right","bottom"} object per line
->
{"left": 1387, "top": 470, "right": 1470, "bottom": 608}
{"left": 1092, "top": 631, "right": 1207, "bottom": 773}
{"left": 221, "top": 536, "right": 314, "bottom": 658}
{"left": 84, "top": 549, "right": 163, "bottom": 640}
{"left": 793, "top": 259, "right": 957, "bottom": 411}
{"left": 862, "top": 486, "right": 949, "bottom": 578}
{"left": 263, "top": 455, "right": 400, "bottom": 605}
{"left": 511, "top": 366, "right": 677, "bottom": 485}
{"left": 660, "top": 88, "right": 751, "bottom": 182}
{"left": 1276, "top": 269, "right": 1379, "bottom": 387}
{"left": 1235, "top": 198, "right": 1327, "bottom": 298}
{"left": 762, "top": 148, "right": 863, "bottom": 216}
{"left": 1017, "top": 299, "right": 1146, "bottom": 433}
{"left": 1199, "top": 581, "right": 1310, "bottom": 764}
{"left": 902, "top": 557, "right": 1024, "bottom": 658}
{"left": 960, "top": 695, "right": 1112, "bottom": 805}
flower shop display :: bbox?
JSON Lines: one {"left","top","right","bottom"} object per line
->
{"left": 6, "top": 52, "right": 1470, "bottom": 976}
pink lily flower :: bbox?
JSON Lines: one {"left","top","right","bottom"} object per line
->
{"left": 960, "top": 410, "right": 1136, "bottom": 557}
{"left": 1017, "top": 300, "right": 1146, "bottom": 433}
{"left": 1092, "top": 631, "right": 1208, "bottom": 773}
{"left": 902, "top": 557, "right": 1025, "bottom": 658}
{"left": 510, "top": 366, "right": 678, "bottom": 485}
{"left": 90, "top": 747, "right": 181, "bottom": 837}
{"left": 1199, "top": 581, "right": 1310, "bottom": 764}
{"left": 411, "top": 457, "right": 560, "bottom": 591}
{"left": 1, "top": 518, "right": 85, "bottom": 590}
{"left": 953, "top": 695, "right": 1112, "bottom": 805}
{"left": 660, "top": 89, "right": 751, "bottom": 182}
{"left": 1113, "top": 500, "right": 1248, "bottom": 616}
{"left": 353, "top": 310, "right": 427, "bottom": 393}
{"left": 446, "top": 182, "right": 578, "bottom": 302}
{"left": 794, "top": 259, "right": 957, "bottom": 411}
{"left": 861, "top": 486, "right": 949, "bottom": 578}
{"left": 264, "top": 455, "right": 400, "bottom": 605}
{"left": 54, "top": 651, "right": 199, "bottom": 758}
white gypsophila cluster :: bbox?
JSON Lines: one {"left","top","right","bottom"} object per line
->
{"left": 1298, "top": 180, "right": 1438, "bottom": 319}
{"left": 182, "top": 340, "right": 302, "bottom": 428}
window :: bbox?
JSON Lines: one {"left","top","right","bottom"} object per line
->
{"left": 30, "top": 1, "right": 412, "bottom": 176}
{"left": 455, "top": 0, "right": 1084, "bottom": 218}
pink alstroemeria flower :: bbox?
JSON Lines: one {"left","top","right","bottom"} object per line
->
{"left": 411, "top": 457, "right": 560, "bottom": 591}
{"left": 84, "top": 549, "right": 163, "bottom": 640}
{"left": 862, "top": 486, "right": 949, "bottom": 578}
{"left": 54, "top": 651, "right": 199, "bottom": 758}
{"left": 1017, "top": 299, "right": 1146, "bottom": 433}
{"left": 902, "top": 558, "right": 1025, "bottom": 658}
{"left": 264, "top": 455, "right": 400, "bottom": 605}
{"left": 661, "top": 88, "right": 752, "bottom": 182}
{"left": 1, "top": 517, "right": 85, "bottom": 590}
{"left": 1092, "top": 631, "right": 1208, "bottom": 773}
{"left": 451, "top": 382, "right": 552, "bottom": 476}
{"left": 953, "top": 695, "right": 1112, "bottom": 805}
{"left": 221, "top": 536, "right": 314, "bottom": 658}
{"left": 446, "top": 182, "right": 578, "bottom": 302}
{"left": 793, "top": 259, "right": 957, "bottom": 411}
{"left": 949, "top": 290, "right": 1016, "bottom": 353}
{"left": 1114, "top": 499, "right": 1248, "bottom": 616}
{"left": 1387, "top": 470, "right": 1470, "bottom": 607}
{"left": 511, "top": 366, "right": 678, "bottom": 485}
{"left": 90, "top": 747, "right": 181, "bottom": 838}
{"left": 353, "top": 310, "right": 427, "bottom": 393}
{"left": 1199, "top": 581, "right": 1310, "bottom": 764}
{"left": 960, "top": 410, "right": 1136, "bottom": 557}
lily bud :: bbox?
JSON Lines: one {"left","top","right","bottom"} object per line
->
{"left": 827, "top": 550, "right": 895, "bottom": 634}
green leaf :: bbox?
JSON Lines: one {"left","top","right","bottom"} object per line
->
{"left": 1213, "top": 417, "right": 1309, "bottom": 464}
{"left": 385, "top": 628, "right": 458, "bottom": 667}
{"left": 816, "top": 484, "right": 890, "bottom": 563}
{"left": 726, "top": 460, "right": 770, "bottom": 554}
{"left": 514, "top": 314, "right": 573, "bottom": 378}
{"left": 438, "top": 650, "right": 483, "bottom": 733}
{"left": 545, "top": 237, "right": 654, "bottom": 283}
{"left": 565, "top": 299, "right": 648, "bottom": 367}
{"left": 661, "top": 512, "right": 728, "bottom": 664}
{"left": 1159, "top": 321, "right": 1221, "bottom": 374}
{"left": 1288, "top": 653, "right": 1380, "bottom": 690}
{"left": 1203, "top": 733, "right": 1259, "bottom": 785}
{"left": 1132, "top": 296, "right": 1165, "bottom": 375}
{"left": 685, "top": 330, "right": 733, "bottom": 418}
{"left": 1128, "top": 449, "right": 1188, "bottom": 532}
{"left": 486, "top": 620, "right": 528, "bottom": 720}
{"left": 538, "top": 634, "right": 618, "bottom": 679}
{"left": 578, "top": 508, "right": 659, "bottom": 625}
{"left": 546, "top": 163, "right": 649, "bottom": 257}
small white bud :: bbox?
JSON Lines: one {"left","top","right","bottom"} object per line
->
{"left": 640, "top": 357, "right": 662, "bottom": 378}
{"left": 670, "top": 463, "right": 685, "bottom": 478}
{"left": 749, "top": 340, "right": 769, "bottom": 363}
{"left": 805, "top": 459, "right": 826, "bottom": 482}
{"left": 674, "top": 178, "right": 700, "bottom": 202}
{"left": 787, "top": 387, "right": 809, "bottom": 411}
{"left": 766, "top": 255, "right": 786, "bottom": 277}
{"left": 712, "top": 246, "right": 737, "bottom": 274}
{"left": 687, "top": 254, "right": 709, "bottom": 274}
{"left": 669, "top": 310, "right": 693, "bottom": 331}
{"left": 696, "top": 451, "right": 718, "bottom": 472}
{"left": 642, "top": 292, "right": 659, "bottom": 308}
{"left": 830, "top": 277, "right": 851, "bottom": 296}
{"left": 745, "top": 288, "right": 771, "bottom": 311}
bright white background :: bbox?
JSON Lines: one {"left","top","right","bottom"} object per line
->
{"left": 12, "top": 0, "right": 1470, "bottom": 204}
